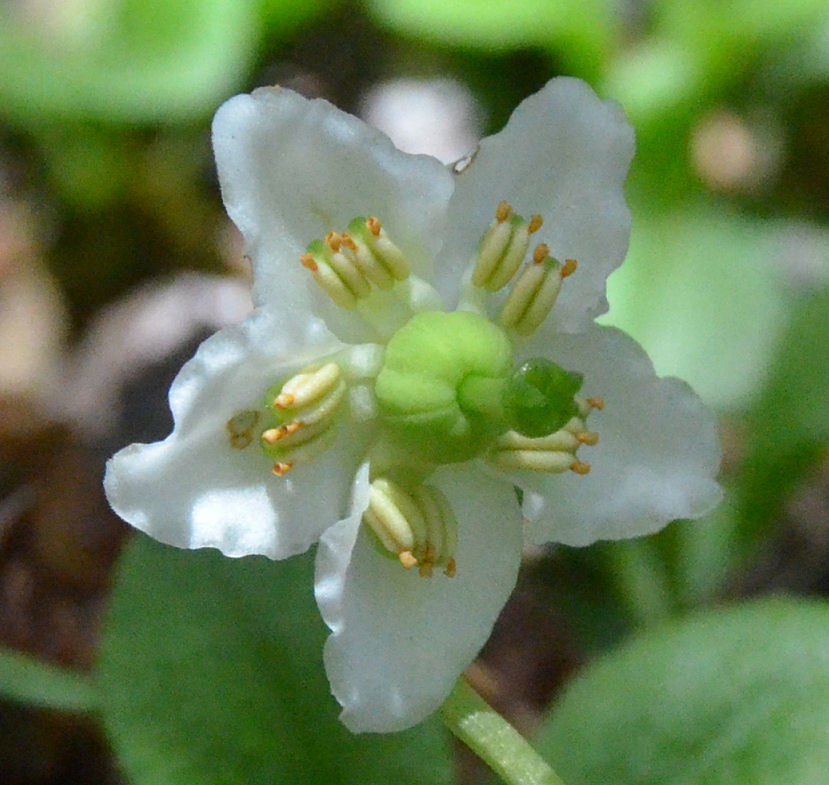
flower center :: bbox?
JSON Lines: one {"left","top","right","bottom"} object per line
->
{"left": 223, "top": 203, "right": 604, "bottom": 577}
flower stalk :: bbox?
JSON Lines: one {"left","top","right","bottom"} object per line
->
{"left": 441, "top": 677, "right": 568, "bottom": 785}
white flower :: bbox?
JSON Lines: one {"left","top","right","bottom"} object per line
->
{"left": 104, "top": 78, "right": 722, "bottom": 733}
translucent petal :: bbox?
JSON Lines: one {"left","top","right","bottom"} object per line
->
{"left": 212, "top": 88, "right": 455, "bottom": 341}
{"left": 315, "top": 463, "right": 523, "bottom": 732}
{"left": 438, "top": 78, "right": 634, "bottom": 331}
{"left": 104, "top": 307, "right": 371, "bottom": 559}
{"left": 513, "top": 325, "right": 722, "bottom": 546}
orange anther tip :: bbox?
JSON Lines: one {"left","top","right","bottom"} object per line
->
{"left": 274, "top": 393, "right": 295, "bottom": 409}
{"left": 340, "top": 233, "right": 357, "bottom": 250}
{"left": 444, "top": 558, "right": 457, "bottom": 578}
{"left": 300, "top": 253, "right": 318, "bottom": 272}
{"left": 577, "top": 431, "right": 599, "bottom": 445}
{"left": 570, "top": 461, "right": 591, "bottom": 475}
{"left": 325, "top": 231, "right": 342, "bottom": 252}
{"left": 366, "top": 216, "right": 382, "bottom": 236}
{"left": 261, "top": 428, "right": 280, "bottom": 445}
{"left": 561, "top": 259, "right": 578, "bottom": 278}
{"left": 399, "top": 550, "right": 418, "bottom": 570}
{"left": 533, "top": 243, "right": 550, "bottom": 263}
{"left": 587, "top": 397, "right": 604, "bottom": 410}
{"left": 528, "top": 214, "right": 543, "bottom": 233}
{"left": 495, "top": 201, "right": 512, "bottom": 222}
{"left": 272, "top": 461, "right": 293, "bottom": 477}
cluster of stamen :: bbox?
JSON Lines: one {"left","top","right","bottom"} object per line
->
{"left": 489, "top": 396, "right": 603, "bottom": 475}
{"left": 300, "top": 217, "right": 410, "bottom": 309}
{"left": 261, "top": 362, "right": 346, "bottom": 476}
{"left": 362, "top": 477, "right": 458, "bottom": 578}
{"left": 472, "top": 202, "right": 578, "bottom": 336}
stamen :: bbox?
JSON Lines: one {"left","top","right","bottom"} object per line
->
{"left": 272, "top": 461, "right": 293, "bottom": 476}
{"left": 399, "top": 550, "right": 418, "bottom": 570}
{"left": 300, "top": 253, "right": 318, "bottom": 272}
{"left": 495, "top": 201, "right": 512, "bottom": 222}
{"left": 570, "top": 461, "right": 591, "bottom": 475}
{"left": 472, "top": 203, "right": 541, "bottom": 292}
{"left": 263, "top": 363, "right": 347, "bottom": 473}
{"left": 346, "top": 217, "right": 410, "bottom": 286}
{"left": 532, "top": 243, "right": 549, "bottom": 263}
{"left": 500, "top": 251, "right": 575, "bottom": 336}
{"left": 444, "top": 558, "right": 457, "bottom": 578}
{"left": 587, "top": 396, "right": 605, "bottom": 410}
{"left": 362, "top": 477, "right": 457, "bottom": 578}
{"left": 325, "top": 231, "right": 343, "bottom": 252}
{"left": 576, "top": 431, "right": 599, "bottom": 445}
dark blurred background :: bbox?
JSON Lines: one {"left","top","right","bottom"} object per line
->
{"left": 1, "top": 0, "right": 827, "bottom": 782}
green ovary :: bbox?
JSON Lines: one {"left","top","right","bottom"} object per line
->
{"left": 374, "top": 311, "right": 513, "bottom": 462}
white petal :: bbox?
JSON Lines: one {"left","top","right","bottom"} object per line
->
{"left": 315, "top": 463, "right": 523, "bottom": 732}
{"left": 515, "top": 325, "right": 722, "bottom": 546}
{"left": 212, "top": 88, "right": 455, "bottom": 340}
{"left": 104, "top": 307, "right": 371, "bottom": 559}
{"left": 437, "top": 78, "right": 634, "bottom": 331}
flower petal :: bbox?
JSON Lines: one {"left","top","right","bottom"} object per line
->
{"left": 104, "top": 306, "right": 371, "bottom": 559}
{"left": 315, "top": 463, "right": 523, "bottom": 732}
{"left": 212, "top": 87, "right": 455, "bottom": 340}
{"left": 514, "top": 325, "right": 722, "bottom": 546}
{"left": 437, "top": 77, "right": 634, "bottom": 332}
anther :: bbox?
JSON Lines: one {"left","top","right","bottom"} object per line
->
{"left": 399, "top": 550, "right": 418, "bottom": 570}
{"left": 366, "top": 216, "right": 382, "bottom": 237}
{"left": 561, "top": 258, "right": 578, "bottom": 278}
{"left": 262, "top": 422, "right": 303, "bottom": 444}
{"left": 528, "top": 215, "right": 543, "bottom": 233}
{"left": 272, "top": 461, "right": 293, "bottom": 476}
{"left": 587, "top": 397, "right": 604, "bottom": 410}
{"left": 325, "top": 231, "right": 343, "bottom": 252}
{"left": 570, "top": 461, "right": 591, "bottom": 475}
{"left": 495, "top": 201, "right": 512, "bottom": 222}
{"left": 444, "top": 558, "right": 457, "bottom": 578}
{"left": 300, "top": 253, "right": 318, "bottom": 272}
{"left": 274, "top": 393, "right": 295, "bottom": 409}
{"left": 576, "top": 431, "right": 599, "bottom": 445}
{"left": 533, "top": 243, "right": 549, "bottom": 263}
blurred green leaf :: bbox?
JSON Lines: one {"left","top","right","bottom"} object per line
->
{"left": 364, "top": 0, "right": 614, "bottom": 80}
{"left": 0, "top": 647, "right": 97, "bottom": 713}
{"left": 600, "top": 204, "right": 788, "bottom": 410}
{"left": 99, "top": 536, "right": 453, "bottom": 785}
{"left": 0, "top": 0, "right": 257, "bottom": 123}
{"left": 536, "top": 597, "right": 829, "bottom": 784}
{"left": 738, "top": 285, "right": 829, "bottom": 544}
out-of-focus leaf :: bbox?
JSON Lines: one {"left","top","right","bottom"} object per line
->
{"left": 99, "top": 536, "right": 453, "bottom": 785}
{"left": 599, "top": 205, "right": 788, "bottom": 410}
{"left": 0, "top": 647, "right": 97, "bottom": 713}
{"left": 364, "top": 0, "right": 613, "bottom": 79}
{"left": 738, "top": 285, "right": 829, "bottom": 542}
{"left": 0, "top": 0, "right": 256, "bottom": 123}
{"left": 536, "top": 597, "right": 829, "bottom": 785}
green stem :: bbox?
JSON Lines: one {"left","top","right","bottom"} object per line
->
{"left": 440, "top": 677, "right": 568, "bottom": 785}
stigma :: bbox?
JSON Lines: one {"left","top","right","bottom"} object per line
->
{"left": 362, "top": 477, "right": 458, "bottom": 578}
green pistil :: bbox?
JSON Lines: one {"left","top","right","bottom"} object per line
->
{"left": 375, "top": 311, "right": 513, "bottom": 463}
